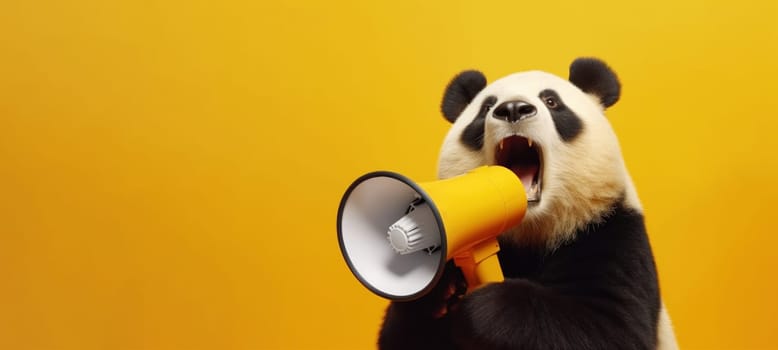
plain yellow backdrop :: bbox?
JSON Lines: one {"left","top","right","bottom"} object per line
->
{"left": 1, "top": 0, "right": 777, "bottom": 349}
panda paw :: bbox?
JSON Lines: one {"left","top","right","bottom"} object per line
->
{"left": 435, "top": 263, "right": 468, "bottom": 318}
{"left": 379, "top": 262, "right": 466, "bottom": 350}
{"left": 393, "top": 260, "right": 467, "bottom": 319}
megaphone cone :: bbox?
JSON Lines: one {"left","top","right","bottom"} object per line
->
{"left": 337, "top": 166, "right": 527, "bottom": 301}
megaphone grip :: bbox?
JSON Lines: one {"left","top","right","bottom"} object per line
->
{"left": 474, "top": 251, "right": 504, "bottom": 286}
{"left": 454, "top": 238, "right": 504, "bottom": 291}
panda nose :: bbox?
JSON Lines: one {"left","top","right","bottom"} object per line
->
{"left": 493, "top": 100, "right": 537, "bottom": 123}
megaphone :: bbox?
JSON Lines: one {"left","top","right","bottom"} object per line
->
{"left": 336, "top": 166, "right": 527, "bottom": 301}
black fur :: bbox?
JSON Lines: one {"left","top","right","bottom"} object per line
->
{"left": 540, "top": 89, "right": 584, "bottom": 142}
{"left": 379, "top": 201, "right": 660, "bottom": 350}
{"left": 441, "top": 70, "right": 487, "bottom": 123}
{"left": 569, "top": 58, "right": 621, "bottom": 108}
{"left": 460, "top": 96, "right": 497, "bottom": 150}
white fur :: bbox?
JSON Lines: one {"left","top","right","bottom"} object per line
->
{"left": 438, "top": 71, "right": 634, "bottom": 249}
{"left": 657, "top": 304, "right": 679, "bottom": 349}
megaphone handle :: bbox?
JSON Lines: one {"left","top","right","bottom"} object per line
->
{"left": 453, "top": 238, "right": 504, "bottom": 292}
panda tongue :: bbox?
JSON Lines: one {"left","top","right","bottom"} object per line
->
{"left": 511, "top": 164, "right": 538, "bottom": 192}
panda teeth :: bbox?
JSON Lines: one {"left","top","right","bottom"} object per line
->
{"left": 527, "top": 139, "right": 533, "bottom": 147}
{"left": 528, "top": 181, "right": 540, "bottom": 201}
{"left": 499, "top": 139, "right": 504, "bottom": 150}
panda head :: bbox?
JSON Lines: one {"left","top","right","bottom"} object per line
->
{"left": 437, "top": 58, "right": 641, "bottom": 249}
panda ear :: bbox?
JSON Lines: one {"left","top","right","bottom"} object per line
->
{"left": 441, "top": 70, "right": 487, "bottom": 123}
{"left": 569, "top": 58, "right": 621, "bottom": 108}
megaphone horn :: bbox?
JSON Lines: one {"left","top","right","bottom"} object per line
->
{"left": 336, "top": 166, "right": 527, "bottom": 301}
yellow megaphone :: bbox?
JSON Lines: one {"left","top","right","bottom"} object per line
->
{"left": 336, "top": 166, "right": 527, "bottom": 301}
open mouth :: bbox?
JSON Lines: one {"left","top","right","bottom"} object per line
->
{"left": 495, "top": 135, "right": 542, "bottom": 202}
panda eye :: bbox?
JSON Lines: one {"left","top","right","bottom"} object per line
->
{"left": 544, "top": 97, "right": 559, "bottom": 108}
{"left": 480, "top": 96, "right": 497, "bottom": 114}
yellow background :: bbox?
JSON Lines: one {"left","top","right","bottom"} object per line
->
{"left": 1, "top": 0, "right": 776, "bottom": 349}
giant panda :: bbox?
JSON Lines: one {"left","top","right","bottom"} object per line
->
{"left": 378, "top": 58, "right": 678, "bottom": 350}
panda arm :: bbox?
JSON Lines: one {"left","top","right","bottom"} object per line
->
{"left": 451, "top": 278, "right": 652, "bottom": 350}
{"left": 378, "top": 261, "right": 463, "bottom": 350}
{"left": 450, "top": 207, "right": 660, "bottom": 350}
{"left": 378, "top": 301, "right": 453, "bottom": 350}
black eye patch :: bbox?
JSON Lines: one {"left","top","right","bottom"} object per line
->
{"left": 460, "top": 95, "right": 497, "bottom": 150}
{"left": 539, "top": 89, "right": 583, "bottom": 142}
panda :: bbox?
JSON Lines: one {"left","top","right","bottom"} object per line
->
{"left": 378, "top": 58, "right": 678, "bottom": 350}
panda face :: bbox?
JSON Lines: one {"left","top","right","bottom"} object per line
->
{"left": 438, "top": 58, "right": 638, "bottom": 247}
